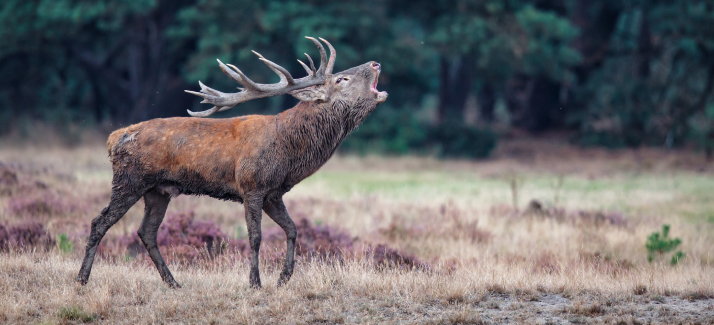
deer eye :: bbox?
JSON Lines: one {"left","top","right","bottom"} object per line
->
{"left": 335, "top": 77, "right": 349, "bottom": 84}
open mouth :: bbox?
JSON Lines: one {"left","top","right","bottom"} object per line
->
{"left": 371, "top": 62, "right": 387, "bottom": 103}
{"left": 371, "top": 62, "right": 381, "bottom": 93}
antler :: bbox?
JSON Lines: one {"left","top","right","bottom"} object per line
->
{"left": 185, "top": 36, "right": 337, "bottom": 117}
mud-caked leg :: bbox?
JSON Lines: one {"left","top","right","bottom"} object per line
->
{"left": 264, "top": 199, "right": 297, "bottom": 286}
{"left": 137, "top": 189, "right": 180, "bottom": 288}
{"left": 245, "top": 196, "right": 264, "bottom": 289}
{"left": 77, "top": 191, "right": 142, "bottom": 285}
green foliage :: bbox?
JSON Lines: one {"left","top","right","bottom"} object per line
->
{"left": 0, "top": 0, "right": 193, "bottom": 130}
{"left": 430, "top": 122, "right": 497, "bottom": 159}
{"left": 670, "top": 251, "right": 686, "bottom": 266}
{"left": 58, "top": 306, "right": 95, "bottom": 323}
{"left": 577, "top": 1, "right": 714, "bottom": 149}
{"left": 5, "top": 0, "right": 714, "bottom": 154}
{"left": 340, "top": 106, "right": 428, "bottom": 155}
{"left": 58, "top": 233, "right": 73, "bottom": 254}
{"left": 645, "top": 224, "right": 684, "bottom": 265}
{"left": 340, "top": 107, "right": 496, "bottom": 158}
{"left": 429, "top": 1, "right": 581, "bottom": 86}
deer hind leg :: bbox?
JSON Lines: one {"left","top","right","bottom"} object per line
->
{"left": 245, "top": 196, "right": 264, "bottom": 289}
{"left": 137, "top": 188, "right": 181, "bottom": 288}
{"left": 77, "top": 188, "right": 142, "bottom": 285}
{"left": 264, "top": 199, "right": 297, "bottom": 286}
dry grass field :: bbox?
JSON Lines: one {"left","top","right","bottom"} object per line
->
{"left": 1, "top": 137, "right": 714, "bottom": 324}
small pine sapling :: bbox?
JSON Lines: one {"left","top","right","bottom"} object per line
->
{"left": 58, "top": 233, "right": 73, "bottom": 254}
{"left": 645, "top": 224, "right": 685, "bottom": 265}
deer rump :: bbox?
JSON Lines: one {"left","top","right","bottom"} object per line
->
{"left": 78, "top": 36, "right": 387, "bottom": 289}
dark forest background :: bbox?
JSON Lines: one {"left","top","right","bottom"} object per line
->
{"left": 2, "top": 0, "right": 714, "bottom": 158}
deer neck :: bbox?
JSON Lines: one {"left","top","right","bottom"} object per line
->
{"left": 278, "top": 102, "right": 349, "bottom": 158}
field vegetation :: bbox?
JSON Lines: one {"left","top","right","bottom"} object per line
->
{"left": 1, "top": 138, "right": 713, "bottom": 324}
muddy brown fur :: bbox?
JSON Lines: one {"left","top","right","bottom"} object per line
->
{"left": 77, "top": 61, "right": 387, "bottom": 289}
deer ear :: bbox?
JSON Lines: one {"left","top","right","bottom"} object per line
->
{"left": 289, "top": 86, "right": 328, "bottom": 102}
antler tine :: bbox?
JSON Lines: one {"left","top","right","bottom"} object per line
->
{"left": 319, "top": 37, "right": 336, "bottom": 74}
{"left": 305, "top": 36, "right": 327, "bottom": 76}
{"left": 226, "top": 63, "right": 266, "bottom": 91}
{"left": 186, "top": 105, "right": 221, "bottom": 117}
{"left": 297, "top": 60, "right": 312, "bottom": 75}
{"left": 304, "top": 53, "right": 316, "bottom": 74}
{"left": 198, "top": 81, "right": 224, "bottom": 97}
{"left": 184, "top": 89, "right": 209, "bottom": 99}
{"left": 216, "top": 59, "right": 261, "bottom": 91}
{"left": 252, "top": 50, "right": 295, "bottom": 85}
{"left": 215, "top": 59, "right": 242, "bottom": 84}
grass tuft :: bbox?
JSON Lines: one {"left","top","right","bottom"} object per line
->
{"left": 58, "top": 306, "right": 95, "bottom": 323}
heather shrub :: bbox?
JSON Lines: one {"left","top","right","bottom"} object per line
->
{"left": 156, "top": 210, "right": 238, "bottom": 257}
{"left": 380, "top": 202, "right": 492, "bottom": 244}
{"left": 265, "top": 218, "right": 428, "bottom": 270}
{"left": 99, "top": 210, "right": 247, "bottom": 262}
{"left": 525, "top": 200, "right": 627, "bottom": 228}
{"left": 572, "top": 210, "right": 625, "bottom": 227}
{"left": 0, "top": 162, "right": 19, "bottom": 195}
{"left": 8, "top": 192, "right": 83, "bottom": 218}
{"left": 369, "top": 244, "right": 427, "bottom": 270}
{"left": 0, "top": 162, "right": 55, "bottom": 196}
{"left": 0, "top": 222, "right": 55, "bottom": 251}
{"left": 1, "top": 162, "right": 89, "bottom": 219}
{"left": 98, "top": 214, "right": 427, "bottom": 270}
{"left": 265, "top": 218, "right": 355, "bottom": 260}
{"left": 98, "top": 231, "right": 145, "bottom": 259}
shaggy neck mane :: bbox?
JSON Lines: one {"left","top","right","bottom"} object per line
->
{"left": 275, "top": 99, "right": 373, "bottom": 174}
{"left": 279, "top": 100, "right": 360, "bottom": 150}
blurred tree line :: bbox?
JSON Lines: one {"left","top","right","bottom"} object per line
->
{"left": 2, "top": 0, "right": 714, "bottom": 157}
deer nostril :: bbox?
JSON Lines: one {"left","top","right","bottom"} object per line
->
{"left": 372, "top": 63, "right": 381, "bottom": 71}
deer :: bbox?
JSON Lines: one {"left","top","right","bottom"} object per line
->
{"left": 76, "top": 37, "right": 387, "bottom": 289}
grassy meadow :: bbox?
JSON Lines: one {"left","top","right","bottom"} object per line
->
{"left": 1, "top": 138, "right": 713, "bottom": 324}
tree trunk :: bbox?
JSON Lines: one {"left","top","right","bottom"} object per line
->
{"left": 477, "top": 84, "right": 495, "bottom": 123}
{"left": 71, "top": 1, "right": 194, "bottom": 126}
{"left": 508, "top": 76, "right": 562, "bottom": 133}
{"left": 636, "top": 12, "right": 652, "bottom": 79}
{"left": 438, "top": 56, "right": 474, "bottom": 124}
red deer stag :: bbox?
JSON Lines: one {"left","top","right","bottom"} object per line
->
{"left": 76, "top": 37, "right": 387, "bottom": 289}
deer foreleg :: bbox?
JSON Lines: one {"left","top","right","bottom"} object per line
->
{"left": 264, "top": 199, "right": 297, "bottom": 286}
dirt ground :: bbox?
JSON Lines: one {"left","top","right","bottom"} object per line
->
{"left": 457, "top": 293, "right": 714, "bottom": 324}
